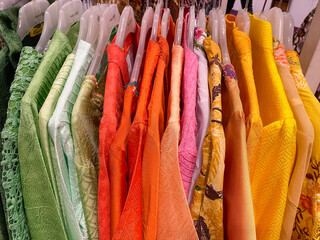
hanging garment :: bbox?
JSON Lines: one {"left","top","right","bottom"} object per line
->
{"left": 222, "top": 64, "right": 256, "bottom": 240}
{"left": 1, "top": 47, "right": 43, "bottom": 240}
{"left": 178, "top": 15, "right": 198, "bottom": 198}
{"left": 142, "top": 17, "right": 175, "bottom": 239}
{"left": 18, "top": 24, "right": 80, "bottom": 240}
{"left": 287, "top": 50, "right": 320, "bottom": 240}
{"left": 38, "top": 53, "right": 75, "bottom": 239}
{"left": 108, "top": 82, "right": 139, "bottom": 237}
{"left": 190, "top": 36, "right": 225, "bottom": 240}
{"left": 113, "top": 40, "right": 160, "bottom": 240}
{"left": 72, "top": 74, "right": 105, "bottom": 240}
{"left": 157, "top": 43, "right": 198, "bottom": 240}
{"left": 98, "top": 26, "right": 140, "bottom": 240}
{"left": 49, "top": 40, "right": 95, "bottom": 240}
{"left": 0, "top": 8, "right": 22, "bottom": 238}
{"left": 272, "top": 40, "right": 314, "bottom": 240}
{"left": 249, "top": 15, "right": 297, "bottom": 240}
{"left": 188, "top": 27, "right": 210, "bottom": 204}
{"left": 225, "top": 14, "right": 263, "bottom": 182}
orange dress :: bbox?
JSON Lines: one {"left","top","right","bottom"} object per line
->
{"left": 108, "top": 83, "right": 139, "bottom": 237}
{"left": 222, "top": 64, "right": 256, "bottom": 240}
{"left": 141, "top": 18, "right": 175, "bottom": 240}
{"left": 157, "top": 44, "right": 198, "bottom": 240}
{"left": 98, "top": 28, "right": 140, "bottom": 240}
{"left": 112, "top": 39, "right": 160, "bottom": 240}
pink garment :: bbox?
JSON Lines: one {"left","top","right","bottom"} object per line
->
{"left": 178, "top": 13, "right": 199, "bottom": 197}
{"left": 187, "top": 28, "right": 210, "bottom": 204}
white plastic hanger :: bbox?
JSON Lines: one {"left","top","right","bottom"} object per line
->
{"left": 0, "top": 0, "right": 29, "bottom": 11}
{"left": 266, "top": 0, "right": 284, "bottom": 42}
{"left": 86, "top": 2, "right": 108, "bottom": 47}
{"left": 114, "top": 0, "right": 137, "bottom": 49}
{"left": 16, "top": 0, "right": 50, "bottom": 40}
{"left": 283, "top": 9, "right": 294, "bottom": 50}
{"left": 187, "top": 4, "right": 195, "bottom": 49}
{"left": 198, "top": 0, "right": 206, "bottom": 32}
{"left": 57, "top": 0, "right": 84, "bottom": 35}
{"left": 87, "top": 3, "right": 120, "bottom": 76}
{"left": 235, "top": 0, "right": 250, "bottom": 35}
{"left": 161, "top": 0, "right": 170, "bottom": 39}
{"left": 150, "top": 0, "right": 163, "bottom": 42}
{"left": 218, "top": 5, "right": 230, "bottom": 64}
{"left": 209, "top": 0, "right": 219, "bottom": 44}
{"left": 130, "top": 2, "right": 154, "bottom": 83}
{"left": 174, "top": 0, "right": 184, "bottom": 45}
{"left": 35, "top": 0, "right": 69, "bottom": 53}
{"left": 74, "top": 6, "right": 93, "bottom": 51}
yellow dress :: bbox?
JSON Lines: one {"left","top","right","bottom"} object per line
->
{"left": 225, "top": 14, "right": 263, "bottom": 183}
{"left": 190, "top": 36, "right": 225, "bottom": 240}
{"left": 287, "top": 50, "right": 320, "bottom": 240}
{"left": 249, "top": 15, "right": 297, "bottom": 239}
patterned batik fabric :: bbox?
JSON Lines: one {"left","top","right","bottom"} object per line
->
{"left": 71, "top": 75, "right": 104, "bottom": 240}
{"left": 1, "top": 46, "right": 43, "bottom": 240}
{"left": 286, "top": 50, "right": 320, "bottom": 240}
{"left": 190, "top": 36, "right": 225, "bottom": 240}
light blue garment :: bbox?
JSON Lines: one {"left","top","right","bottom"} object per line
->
{"left": 188, "top": 30, "right": 210, "bottom": 204}
{"left": 49, "top": 40, "right": 94, "bottom": 240}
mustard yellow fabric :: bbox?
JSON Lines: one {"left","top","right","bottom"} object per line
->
{"left": 225, "top": 14, "right": 263, "bottom": 182}
{"left": 287, "top": 50, "right": 320, "bottom": 240}
{"left": 190, "top": 36, "right": 225, "bottom": 240}
{"left": 272, "top": 40, "right": 314, "bottom": 240}
{"left": 249, "top": 15, "right": 297, "bottom": 240}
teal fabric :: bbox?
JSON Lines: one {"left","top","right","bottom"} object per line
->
{"left": 18, "top": 24, "right": 79, "bottom": 240}
{"left": 48, "top": 40, "right": 94, "bottom": 240}
{"left": 1, "top": 46, "right": 43, "bottom": 240}
{"left": 0, "top": 7, "right": 22, "bottom": 240}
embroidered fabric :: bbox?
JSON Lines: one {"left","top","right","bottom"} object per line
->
{"left": 1, "top": 46, "right": 43, "bottom": 240}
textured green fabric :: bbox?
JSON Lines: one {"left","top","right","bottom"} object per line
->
{"left": 38, "top": 53, "right": 80, "bottom": 240}
{"left": 1, "top": 46, "right": 43, "bottom": 240}
{"left": 18, "top": 24, "right": 79, "bottom": 240}
{"left": 48, "top": 40, "right": 94, "bottom": 239}
{"left": 0, "top": 7, "right": 22, "bottom": 240}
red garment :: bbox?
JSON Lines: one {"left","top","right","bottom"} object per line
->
{"left": 112, "top": 40, "right": 160, "bottom": 240}
{"left": 141, "top": 18, "right": 175, "bottom": 240}
{"left": 98, "top": 25, "right": 140, "bottom": 240}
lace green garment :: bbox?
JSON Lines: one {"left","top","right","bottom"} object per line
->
{"left": 18, "top": 25, "right": 79, "bottom": 240}
{"left": 1, "top": 46, "right": 43, "bottom": 240}
{"left": 38, "top": 53, "right": 76, "bottom": 239}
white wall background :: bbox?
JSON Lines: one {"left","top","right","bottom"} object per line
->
{"left": 223, "top": 0, "right": 319, "bottom": 27}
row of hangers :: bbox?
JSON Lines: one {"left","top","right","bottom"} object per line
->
{"left": 4, "top": 0, "right": 295, "bottom": 77}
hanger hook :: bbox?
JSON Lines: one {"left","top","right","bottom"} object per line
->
{"left": 180, "top": 0, "right": 184, "bottom": 8}
{"left": 146, "top": 0, "right": 149, "bottom": 8}
{"left": 278, "top": 0, "right": 283, "bottom": 8}
{"left": 261, "top": 0, "right": 267, "bottom": 13}
{"left": 245, "top": 0, "right": 249, "bottom": 10}
{"left": 165, "top": 0, "right": 168, "bottom": 9}
{"left": 127, "top": 0, "right": 129, "bottom": 6}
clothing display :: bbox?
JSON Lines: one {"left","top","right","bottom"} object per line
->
{"left": 1, "top": 2, "right": 320, "bottom": 240}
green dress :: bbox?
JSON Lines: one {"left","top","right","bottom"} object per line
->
{"left": 0, "top": 7, "right": 22, "bottom": 240}
{"left": 1, "top": 46, "right": 43, "bottom": 240}
{"left": 17, "top": 25, "right": 79, "bottom": 240}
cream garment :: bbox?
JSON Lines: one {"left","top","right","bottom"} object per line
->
{"left": 188, "top": 28, "right": 210, "bottom": 204}
{"left": 48, "top": 40, "right": 94, "bottom": 240}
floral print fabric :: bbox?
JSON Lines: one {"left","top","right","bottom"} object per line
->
{"left": 190, "top": 36, "right": 225, "bottom": 240}
{"left": 287, "top": 50, "right": 320, "bottom": 240}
